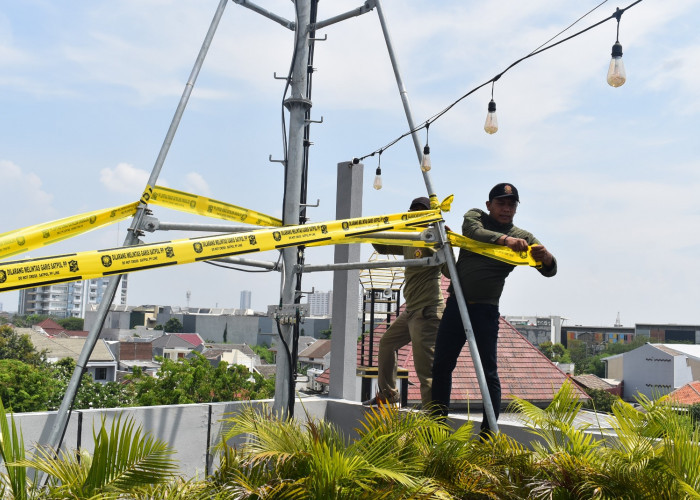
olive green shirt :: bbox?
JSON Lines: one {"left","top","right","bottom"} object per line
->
{"left": 453, "top": 208, "right": 557, "bottom": 306}
{"left": 372, "top": 244, "right": 445, "bottom": 311}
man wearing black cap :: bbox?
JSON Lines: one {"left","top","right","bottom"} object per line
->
{"left": 431, "top": 183, "right": 556, "bottom": 434}
{"left": 363, "top": 196, "right": 447, "bottom": 408}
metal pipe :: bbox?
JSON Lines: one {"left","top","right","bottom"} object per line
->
{"left": 43, "top": 0, "right": 231, "bottom": 458}
{"left": 148, "top": 221, "right": 269, "bottom": 233}
{"left": 274, "top": 0, "right": 312, "bottom": 418}
{"left": 300, "top": 255, "right": 442, "bottom": 273}
{"left": 232, "top": 0, "right": 295, "bottom": 30}
{"left": 374, "top": 0, "right": 497, "bottom": 431}
{"left": 214, "top": 255, "right": 279, "bottom": 270}
{"left": 311, "top": 0, "right": 375, "bottom": 31}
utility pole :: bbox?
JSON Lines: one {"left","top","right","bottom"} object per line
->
{"left": 274, "top": 0, "right": 312, "bottom": 417}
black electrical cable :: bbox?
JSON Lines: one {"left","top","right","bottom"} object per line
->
{"left": 354, "top": 0, "right": 644, "bottom": 163}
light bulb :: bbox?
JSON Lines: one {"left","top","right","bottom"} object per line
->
{"left": 484, "top": 99, "right": 498, "bottom": 134}
{"left": 607, "top": 41, "right": 626, "bottom": 87}
{"left": 373, "top": 166, "right": 382, "bottom": 190}
{"left": 420, "top": 145, "right": 431, "bottom": 172}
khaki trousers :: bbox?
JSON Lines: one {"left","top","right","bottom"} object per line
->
{"left": 377, "top": 304, "right": 443, "bottom": 407}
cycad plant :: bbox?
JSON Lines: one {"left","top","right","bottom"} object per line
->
{"left": 0, "top": 396, "right": 180, "bottom": 499}
{"left": 509, "top": 380, "right": 700, "bottom": 500}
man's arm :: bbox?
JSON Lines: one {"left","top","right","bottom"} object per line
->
{"left": 530, "top": 244, "right": 557, "bottom": 276}
{"left": 463, "top": 209, "right": 529, "bottom": 251}
{"left": 462, "top": 209, "right": 503, "bottom": 244}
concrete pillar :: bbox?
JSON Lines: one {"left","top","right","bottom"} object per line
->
{"left": 329, "top": 161, "right": 363, "bottom": 399}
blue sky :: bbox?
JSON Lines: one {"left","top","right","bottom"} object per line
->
{"left": 1, "top": 0, "right": 699, "bottom": 327}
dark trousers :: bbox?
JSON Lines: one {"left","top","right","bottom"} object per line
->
{"left": 431, "top": 295, "right": 501, "bottom": 431}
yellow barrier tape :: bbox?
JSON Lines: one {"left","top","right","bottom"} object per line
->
{"left": 0, "top": 210, "right": 442, "bottom": 292}
{"left": 140, "top": 185, "right": 153, "bottom": 205}
{"left": 337, "top": 227, "right": 540, "bottom": 267}
{"left": 0, "top": 202, "right": 139, "bottom": 262}
{"left": 448, "top": 232, "right": 540, "bottom": 267}
{"left": 149, "top": 186, "right": 283, "bottom": 227}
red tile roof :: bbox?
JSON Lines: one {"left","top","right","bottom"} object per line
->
{"left": 174, "top": 333, "right": 203, "bottom": 347}
{"left": 357, "top": 276, "right": 588, "bottom": 407}
{"left": 35, "top": 318, "right": 66, "bottom": 337}
{"left": 668, "top": 381, "right": 700, "bottom": 406}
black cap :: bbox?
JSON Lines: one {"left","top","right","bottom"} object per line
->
{"left": 488, "top": 183, "right": 519, "bottom": 202}
{"left": 409, "top": 197, "right": 431, "bottom": 210}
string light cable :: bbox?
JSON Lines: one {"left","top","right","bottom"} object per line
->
{"left": 354, "top": 0, "right": 643, "bottom": 163}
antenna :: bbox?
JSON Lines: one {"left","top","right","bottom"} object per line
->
{"left": 614, "top": 311, "right": 622, "bottom": 327}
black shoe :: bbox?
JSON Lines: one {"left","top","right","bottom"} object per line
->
{"left": 362, "top": 393, "right": 399, "bottom": 406}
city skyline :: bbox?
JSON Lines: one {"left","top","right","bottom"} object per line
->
{"left": 1, "top": 1, "right": 699, "bottom": 326}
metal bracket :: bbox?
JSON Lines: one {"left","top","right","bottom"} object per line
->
{"left": 308, "top": 34, "right": 327, "bottom": 43}
{"left": 273, "top": 72, "right": 290, "bottom": 81}
{"left": 420, "top": 227, "right": 439, "bottom": 244}
{"left": 305, "top": 116, "right": 323, "bottom": 124}
{"left": 139, "top": 215, "right": 160, "bottom": 233}
{"left": 300, "top": 199, "right": 320, "bottom": 209}
{"left": 269, "top": 154, "right": 286, "bottom": 165}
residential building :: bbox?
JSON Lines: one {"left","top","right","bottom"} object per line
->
{"left": 152, "top": 333, "right": 200, "bottom": 361}
{"left": 189, "top": 343, "right": 260, "bottom": 372}
{"left": 18, "top": 276, "right": 128, "bottom": 319}
{"left": 504, "top": 315, "right": 565, "bottom": 346}
{"left": 18, "top": 282, "right": 84, "bottom": 318}
{"left": 298, "top": 339, "right": 331, "bottom": 372}
{"left": 21, "top": 328, "right": 117, "bottom": 383}
{"left": 635, "top": 323, "right": 700, "bottom": 344}
{"left": 82, "top": 276, "right": 128, "bottom": 312}
{"left": 621, "top": 343, "right": 700, "bottom": 401}
{"left": 239, "top": 290, "right": 251, "bottom": 310}
{"left": 307, "top": 290, "right": 332, "bottom": 317}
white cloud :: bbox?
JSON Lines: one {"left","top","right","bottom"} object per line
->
{"left": 184, "top": 172, "right": 211, "bottom": 197}
{"left": 0, "top": 160, "right": 55, "bottom": 230}
{"left": 99, "top": 162, "right": 150, "bottom": 194}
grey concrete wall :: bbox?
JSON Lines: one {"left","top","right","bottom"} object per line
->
{"left": 8, "top": 397, "right": 610, "bottom": 481}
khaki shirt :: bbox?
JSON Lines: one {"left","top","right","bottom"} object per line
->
{"left": 372, "top": 244, "right": 445, "bottom": 311}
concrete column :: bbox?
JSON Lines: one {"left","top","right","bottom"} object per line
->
{"left": 329, "top": 161, "right": 363, "bottom": 399}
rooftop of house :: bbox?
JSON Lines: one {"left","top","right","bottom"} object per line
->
{"left": 174, "top": 333, "right": 204, "bottom": 347}
{"left": 652, "top": 343, "right": 700, "bottom": 360}
{"left": 668, "top": 381, "right": 700, "bottom": 406}
{"left": 299, "top": 339, "right": 331, "bottom": 359}
{"left": 152, "top": 334, "right": 196, "bottom": 349}
{"left": 34, "top": 318, "right": 65, "bottom": 336}
{"left": 573, "top": 374, "right": 618, "bottom": 392}
{"left": 21, "top": 328, "right": 115, "bottom": 363}
{"left": 203, "top": 343, "right": 256, "bottom": 357}
{"left": 254, "top": 364, "right": 277, "bottom": 379}
{"left": 351, "top": 276, "right": 589, "bottom": 407}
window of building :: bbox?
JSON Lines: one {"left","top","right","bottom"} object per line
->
{"left": 95, "top": 367, "right": 108, "bottom": 380}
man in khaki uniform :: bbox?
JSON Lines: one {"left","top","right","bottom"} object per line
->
{"left": 363, "top": 197, "right": 447, "bottom": 407}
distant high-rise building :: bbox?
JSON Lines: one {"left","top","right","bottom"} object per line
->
{"left": 307, "top": 290, "right": 333, "bottom": 317}
{"left": 240, "top": 290, "right": 252, "bottom": 310}
{"left": 18, "top": 276, "right": 128, "bottom": 319}
{"left": 83, "top": 276, "right": 128, "bottom": 312}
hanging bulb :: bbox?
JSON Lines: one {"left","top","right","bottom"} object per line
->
{"left": 373, "top": 166, "right": 382, "bottom": 190}
{"left": 484, "top": 99, "right": 498, "bottom": 134}
{"left": 420, "top": 145, "right": 431, "bottom": 172}
{"left": 607, "top": 41, "right": 626, "bottom": 87}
